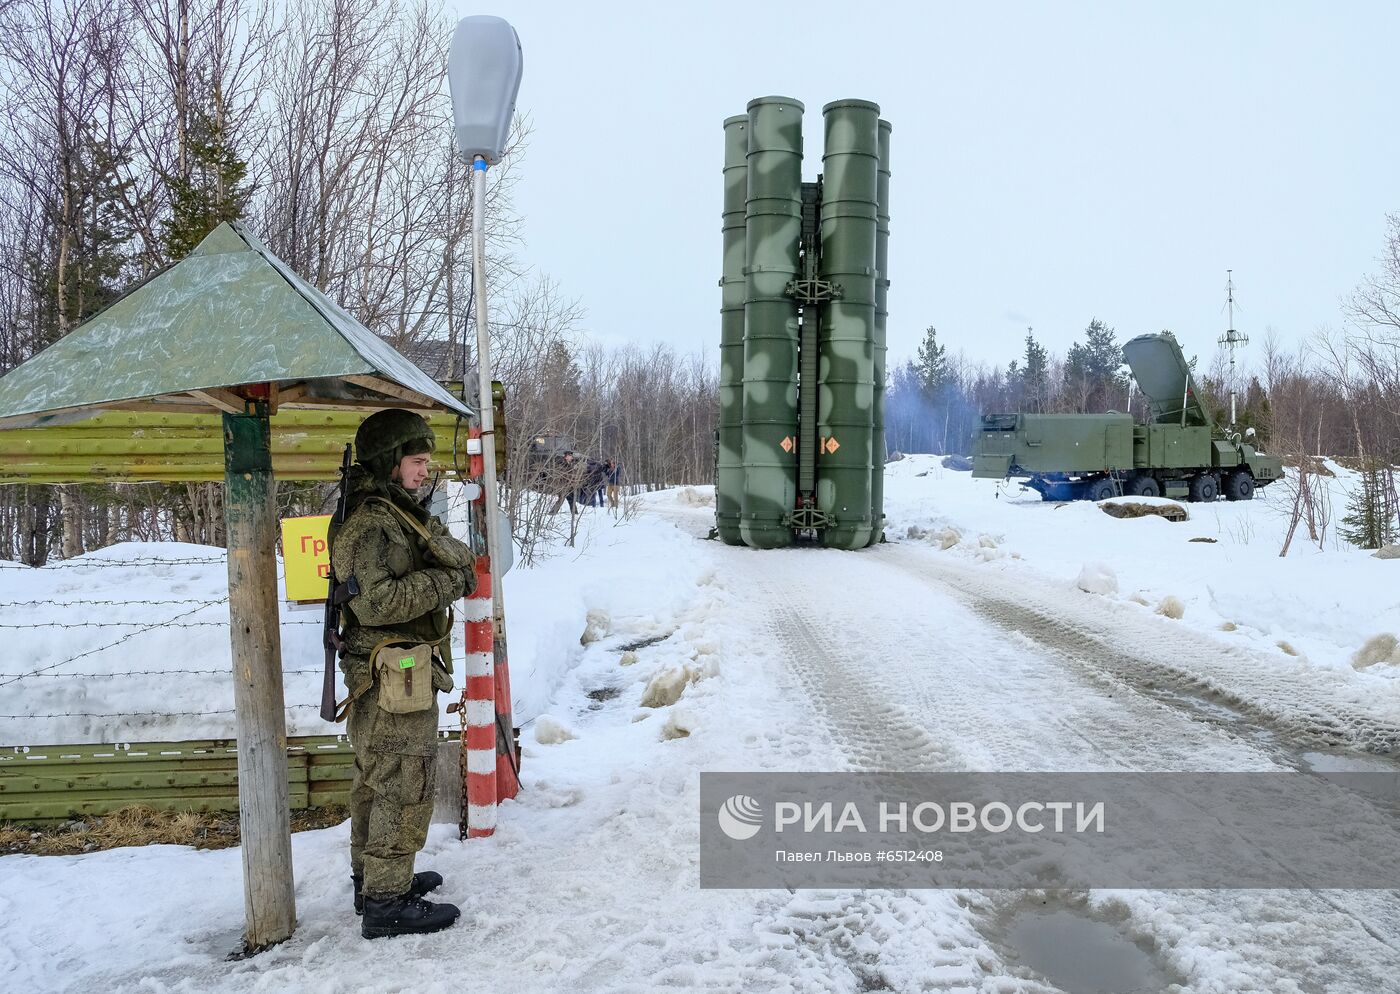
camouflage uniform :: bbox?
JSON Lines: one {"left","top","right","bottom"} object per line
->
{"left": 329, "top": 410, "right": 476, "bottom": 902}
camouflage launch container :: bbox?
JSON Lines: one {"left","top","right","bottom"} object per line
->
{"left": 715, "top": 97, "right": 890, "bottom": 550}
{"left": 870, "top": 118, "right": 892, "bottom": 541}
{"left": 816, "top": 100, "right": 880, "bottom": 550}
{"left": 740, "top": 97, "right": 804, "bottom": 549}
{"left": 716, "top": 114, "right": 749, "bottom": 546}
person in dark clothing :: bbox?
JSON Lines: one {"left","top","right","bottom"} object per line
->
{"left": 605, "top": 459, "right": 621, "bottom": 511}
{"left": 583, "top": 458, "right": 607, "bottom": 508}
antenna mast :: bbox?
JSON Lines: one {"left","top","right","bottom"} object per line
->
{"left": 1218, "top": 270, "right": 1248, "bottom": 427}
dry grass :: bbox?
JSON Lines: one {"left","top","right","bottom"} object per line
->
{"left": 1277, "top": 641, "right": 1300, "bottom": 657}
{"left": 1220, "top": 621, "right": 1238, "bottom": 632}
{"left": 2, "top": 804, "right": 348, "bottom": 857}
{"left": 1100, "top": 501, "right": 1188, "bottom": 522}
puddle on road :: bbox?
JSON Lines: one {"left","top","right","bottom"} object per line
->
{"left": 1001, "top": 905, "right": 1182, "bottom": 993}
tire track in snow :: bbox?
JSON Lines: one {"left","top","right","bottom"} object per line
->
{"left": 717, "top": 538, "right": 1400, "bottom": 989}
{"left": 880, "top": 543, "right": 1400, "bottom": 758}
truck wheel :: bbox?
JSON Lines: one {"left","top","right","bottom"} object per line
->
{"left": 1225, "top": 472, "right": 1255, "bottom": 501}
{"left": 1128, "top": 475, "right": 1160, "bottom": 498}
{"left": 1086, "top": 478, "right": 1117, "bottom": 501}
{"left": 1189, "top": 473, "right": 1220, "bottom": 503}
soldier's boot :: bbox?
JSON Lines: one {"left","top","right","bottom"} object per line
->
{"left": 352, "top": 871, "right": 444, "bottom": 915}
{"left": 361, "top": 893, "right": 460, "bottom": 939}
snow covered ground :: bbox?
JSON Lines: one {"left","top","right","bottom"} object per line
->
{"left": 3, "top": 466, "right": 1400, "bottom": 993}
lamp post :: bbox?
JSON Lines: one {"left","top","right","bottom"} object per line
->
{"left": 447, "top": 15, "right": 523, "bottom": 834}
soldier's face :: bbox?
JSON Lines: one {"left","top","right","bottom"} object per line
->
{"left": 393, "top": 453, "right": 432, "bottom": 490}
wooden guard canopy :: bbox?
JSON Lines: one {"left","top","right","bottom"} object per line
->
{"left": 0, "top": 221, "right": 473, "bottom": 429}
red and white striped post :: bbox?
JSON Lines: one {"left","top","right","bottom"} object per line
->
{"left": 459, "top": 428, "right": 496, "bottom": 837}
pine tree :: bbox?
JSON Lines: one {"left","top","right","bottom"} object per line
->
{"left": 915, "top": 325, "right": 949, "bottom": 399}
{"left": 1064, "top": 318, "right": 1125, "bottom": 412}
{"left": 1021, "top": 330, "right": 1048, "bottom": 412}
{"left": 1341, "top": 463, "right": 1385, "bottom": 549}
{"left": 161, "top": 94, "right": 252, "bottom": 261}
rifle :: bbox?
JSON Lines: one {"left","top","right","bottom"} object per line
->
{"left": 320, "top": 444, "right": 360, "bottom": 722}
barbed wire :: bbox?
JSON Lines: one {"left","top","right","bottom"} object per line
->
{"left": 0, "top": 556, "right": 229, "bottom": 569}
{"left": 0, "top": 619, "right": 320, "bottom": 629}
{"left": 0, "top": 597, "right": 227, "bottom": 608}
{"left": 0, "top": 704, "right": 321, "bottom": 720}
{"left": 0, "top": 667, "right": 325, "bottom": 679}
{"left": 0, "top": 601, "right": 222, "bottom": 689}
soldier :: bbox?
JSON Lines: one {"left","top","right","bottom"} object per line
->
{"left": 328, "top": 408, "right": 477, "bottom": 939}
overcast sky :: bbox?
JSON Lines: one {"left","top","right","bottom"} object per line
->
{"left": 445, "top": 1, "right": 1398, "bottom": 373}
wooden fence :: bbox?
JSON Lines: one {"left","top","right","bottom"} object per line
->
{"left": 0, "top": 733, "right": 452, "bottom": 823}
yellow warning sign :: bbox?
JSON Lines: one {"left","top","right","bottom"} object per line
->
{"left": 780, "top": 436, "right": 794, "bottom": 453}
{"left": 281, "top": 514, "right": 333, "bottom": 602}
{"left": 825, "top": 437, "right": 841, "bottom": 454}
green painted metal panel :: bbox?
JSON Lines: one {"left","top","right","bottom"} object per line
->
{"left": 0, "top": 406, "right": 476, "bottom": 484}
{"left": 871, "top": 119, "right": 892, "bottom": 542}
{"left": 716, "top": 114, "right": 750, "bottom": 546}
{"left": 740, "top": 96, "right": 803, "bottom": 549}
{"left": 1123, "top": 331, "right": 1211, "bottom": 428}
{"left": 817, "top": 99, "right": 880, "bottom": 550}
{"left": 0, "top": 733, "right": 369, "bottom": 824}
{"left": 0, "top": 222, "right": 471, "bottom": 429}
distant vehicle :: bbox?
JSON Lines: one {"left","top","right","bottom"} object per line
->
{"left": 527, "top": 434, "right": 582, "bottom": 464}
{"left": 971, "top": 331, "right": 1283, "bottom": 502}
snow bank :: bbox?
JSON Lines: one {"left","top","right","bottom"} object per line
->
{"left": 884, "top": 455, "right": 1400, "bottom": 683}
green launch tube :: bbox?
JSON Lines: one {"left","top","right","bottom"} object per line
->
{"left": 817, "top": 99, "right": 880, "bottom": 550}
{"left": 716, "top": 113, "right": 749, "bottom": 545}
{"left": 740, "top": 96, "right": 803, "bottom": 549}
{"left": 870, "top": 118, "right": 891, "bottom": 546}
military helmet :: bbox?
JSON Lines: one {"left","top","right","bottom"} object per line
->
{"left": 354, "top": 408, "right": 436, "bottom": 479}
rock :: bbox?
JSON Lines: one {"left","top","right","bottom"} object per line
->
{"left": 1373, "top": 545, "right": 1400, "bottom": 560}
{"left": 941, "top": 454, "right": 974, "bottom": 472}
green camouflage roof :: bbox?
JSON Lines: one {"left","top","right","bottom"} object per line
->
{"left": 0, "top": 222, "right": 473, "bottom": 428}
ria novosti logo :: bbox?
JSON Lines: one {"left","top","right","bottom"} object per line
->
{"left": 717, "top": 794, "right": 763, "bottom": 840}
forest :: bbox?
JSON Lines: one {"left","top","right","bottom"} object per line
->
{"left": 2, "top": 0, "right": 1396, "bottom": 562}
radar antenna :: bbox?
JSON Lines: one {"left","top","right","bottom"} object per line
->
{"left": 1217, "top": 270, "right": 1248, "bottom": 427}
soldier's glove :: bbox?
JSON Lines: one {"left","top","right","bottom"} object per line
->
{"left": 423, "top": 533, "right": 475, "bottom": 571}
{"left": 439, "top": 565, "right": 477, "bottom": 600}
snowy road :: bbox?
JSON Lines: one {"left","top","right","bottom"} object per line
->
{"left": 7, "top": 494, "right": 1400, "bottom": 993}
{"left": 667, "top": 502, "right": 1400, "bottom": 993}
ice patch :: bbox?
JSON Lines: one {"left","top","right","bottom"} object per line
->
{"left": 931, "top": 527, "right": 962, "bottom": 550}
{"left": 580, "top": 609, "right": 610, "bottom": 645}
{"left": 640, "top": 664, "right": 694, "bottom": 708}
{"left": 533, "top": 715, "right": 577, "bottom": 745}
{"left": 1352, "top": 633, "right": 1400, "bottom": 669}
{"left": 661, "top": 708, "right": 696, "bottom": 740}
{"left": 676, "top": 487, "right": 714, "bottom": 507}
{"left": 1076, "top": 562, "right": 1119, "bottom": 596}
{"left": 1157, "top": 595, "right": 1186, "bottom": 620}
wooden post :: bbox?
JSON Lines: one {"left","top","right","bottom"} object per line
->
{"left": 223, "top": 396, "right": 296, "bottom": 950}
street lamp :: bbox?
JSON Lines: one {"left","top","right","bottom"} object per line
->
{"left": 446, "top": 15, "right": 523, "bottom": 836}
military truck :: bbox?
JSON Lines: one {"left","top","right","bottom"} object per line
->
{"left": 972, "top": 331, "right": 1283, "bottom": 502}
